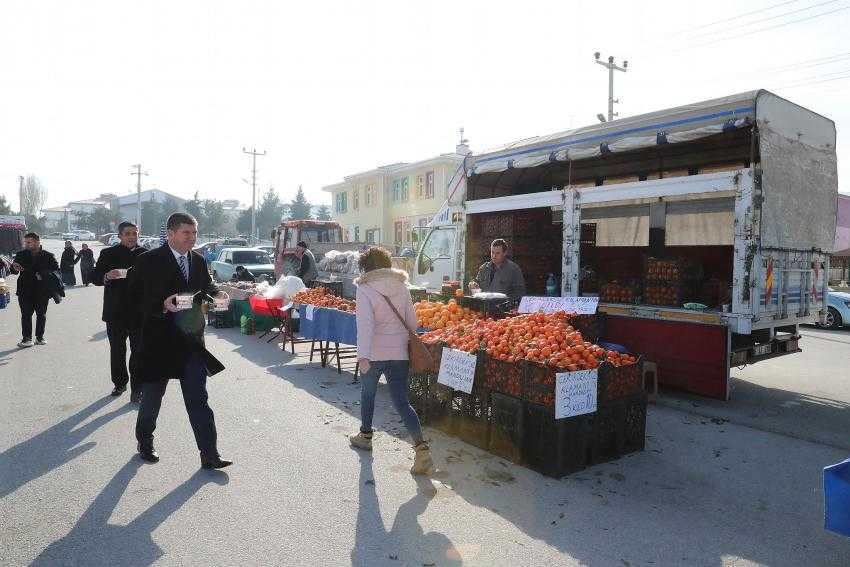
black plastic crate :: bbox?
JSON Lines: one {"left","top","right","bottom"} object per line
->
{"left": 587, "top": 403, "right": 621, "bottom": 465}
{"left": 568, "top": 313, "right": 604, "bottom": 344}
{"left": 621, "top": 393, "right": 648, "bottom": 454}
{"left": 587, "top": 393, "right": 648, "bottom": 464}
{"left": 447, "top": 389, "right": 490, "bottom": 450}
{"left": 598, "top": 356, "right": 644, "bottom": 403}
{"left": 523, "top": 402, "right": 593, "bottom": 478}
{"left": 488, "top": 392, "right": 524, "bottom": 464}
{"left": 482, "top": 353, "right": 527, "bottom": 398}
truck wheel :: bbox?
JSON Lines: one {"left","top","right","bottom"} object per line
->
{"left": 823, "top": 307, "right": 842, "bottom": 329}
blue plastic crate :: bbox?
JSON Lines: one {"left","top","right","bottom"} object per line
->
{"left": 824, "top": 457, "right": 850, "bottom": 537}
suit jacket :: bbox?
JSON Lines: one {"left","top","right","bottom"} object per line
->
{"left": 128, "top": 245, "right": 225, "bottom": 382}
{"left": 92, "top": 244, "right": 147, "bottom": 327}
{"left": 11, "top": 249, "right": 60, "bottom": 299}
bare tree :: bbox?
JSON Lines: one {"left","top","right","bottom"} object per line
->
{"left": 20, "top": 175, "right": 48, "bottom": 217}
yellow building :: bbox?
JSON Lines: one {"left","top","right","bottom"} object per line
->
{"left": 322, "top": 143, "right": 469, "bottom": 252}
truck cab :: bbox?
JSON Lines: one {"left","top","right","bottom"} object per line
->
{"left": 272, "top": 220, "right": 347, "bottom": 278}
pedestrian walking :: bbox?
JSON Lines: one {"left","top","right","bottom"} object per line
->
{"left": 127, "top": 212, "right": 231, "bottom": 469}
{"left": 350, "top": 246, "right": 433, "bottom": 475}
{"left": 92, "top": 222, "right": 147, "bottom": 401}
{"left": 60, "top": 241, "right": 79, "bottom": 287}
{"left": 10, "top": 232, "right": 60, "bottom": 348}
{"left": 77, "top": 243, "right": 95, "bottom": 286}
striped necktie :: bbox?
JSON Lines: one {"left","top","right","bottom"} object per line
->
{"left": 178, "top": 254, "right": 189, "bottom": 282}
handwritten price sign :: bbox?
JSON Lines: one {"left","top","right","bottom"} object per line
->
{"left": 555, "top": 369, "right": 598, "bottom": 419}
{"left": 518, "top": 296, "right": 599, "bottom": 315}
{"left": 437, "top": 348, "right": 478, "bottom": 394}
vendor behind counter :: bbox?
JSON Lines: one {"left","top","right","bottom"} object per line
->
{"left": 469, "top": 238, "right": 526, "bottom": 301}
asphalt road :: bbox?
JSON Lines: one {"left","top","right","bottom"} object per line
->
{"left": 1, "top": 240, "right": 848, "bottom": 566}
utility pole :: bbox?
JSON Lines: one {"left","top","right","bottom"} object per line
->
{"left": 594, "top": 52, "right": 628, "bottom": 122}
{"left": 18, "top": 175, "right": 24, "bottom": 216}
{"left": 130, "top": 164, "right": 148, "bottom": 233}
{"left": 242, "top": 147, "right": 266, "bottom": 244}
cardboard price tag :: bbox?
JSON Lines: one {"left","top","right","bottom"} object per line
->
{"left": 306, "top": 305, "right": 315, "bottom": 321}
{"left": 518, "top": 296, "right": 599, "bottom": 315}
{"left": 437, "top": 347, "right": 478, "bottom": 394}
{"left": 555, "top": 369, "right": 598, "bottom": 419}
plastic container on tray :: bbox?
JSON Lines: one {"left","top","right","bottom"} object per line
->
{"left": 523, "top": 402, "right": 593, "bottom": 478}
{"left": 488, "top": 392, "right": 524, "bottom": 464}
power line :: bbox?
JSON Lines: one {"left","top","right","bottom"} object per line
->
{"left": 780, "top": 72, "right": 850, "bottom": 89}
{"left": 672, "top": 0, "right": 801, "bottom": 35}
{"left": 688, "top": 4, "right": 850, "bottom": 48}
{"left": 690, "top": 0, "right": 840, "bottom": 40}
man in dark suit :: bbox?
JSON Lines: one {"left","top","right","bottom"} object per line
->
{"left": 92, "top": 221, "right": 147, "bottom": 401}
{"left": 10, "top": 232, "right": 59, "bottom": 348}
{"left": 128, "top": 212, "right": 231, "bottom": 469}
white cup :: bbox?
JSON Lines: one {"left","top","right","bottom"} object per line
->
{"left": 116, "top": 268, "right": 128, "bottom": 279}
{"left": 175, "top": 293, "right": 194, "bottom": 310}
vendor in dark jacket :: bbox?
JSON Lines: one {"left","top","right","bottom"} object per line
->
{"left": 10, "top": 232, "right": 60, "bottom": 348}
{"left": 231, "top": 265, "right": 256, "bottom": 282}
{"left": 92, "top": 221, "right": 147, "bottom": 401}
{"left": 295, "top": 241, "right": 318, "bottom": 286}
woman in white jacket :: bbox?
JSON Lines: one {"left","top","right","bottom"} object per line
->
{"left": 350, "top": 247, "right": 433, "bottom": 475}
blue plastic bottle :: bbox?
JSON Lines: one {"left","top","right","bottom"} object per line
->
{"left": 545, "top": 273, "right": 558, "bottom": 296}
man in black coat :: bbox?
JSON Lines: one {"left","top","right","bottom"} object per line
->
{"left": 11, "top": 232, "right": 59, "bottom": 348}
{"left": 127, "top": 212, "right": 231, "bottom": 469}
{"left": 92, "top": 221, "right": 147, "bottom": 401}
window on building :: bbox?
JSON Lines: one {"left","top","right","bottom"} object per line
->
{"left": 425, "top": 171, "right": 435, "bottom": 199}
{"left": 352, "top": 225, "right": 360, "bottom": 242}
{"left": 416, "top": 174, "right": 425, "bottom": 199}
{"left": 401, "top": 177, "right": 409, "bottom": 201}
{"left": 365, "top": 184, "right": 376, "bottom": 206}
{"left": 403, "top": 221, "right": 411, "bottom": 244}
{"left": 365, "top": 228, "right": 379, "bottom": 244}
{"left": 335, "top": 192, "right": 348, "bottom": 214}
{"left": 392, "top": 179, "right": 401, "bottom": 202}
{"left": 353, "top": 188, "right": 359, "bottom": 210}
{"left": 394, "top": 221, "right": 403, "bottom": 244}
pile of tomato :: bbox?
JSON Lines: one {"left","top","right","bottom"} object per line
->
{"left": 292, "top": 287, "right": 356, "bottom": 312}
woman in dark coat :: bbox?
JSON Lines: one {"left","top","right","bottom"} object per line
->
{"left": 77, "top": 243, "right": 95, "bottom": 286}
{"left": 60, "top": 240, "right": 79, "bottom": 287}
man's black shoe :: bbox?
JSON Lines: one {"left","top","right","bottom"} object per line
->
{"left": 130, "top": 391, "right": 142, "bottom": 404}
{"left": 111, "top": 386, "right": 127, "bottom": 397}
{"left": 201, "top": 456, "right": 232, "bottom": 470}
{"left": 138, "top": 443, "right": 159, "bottom": 463}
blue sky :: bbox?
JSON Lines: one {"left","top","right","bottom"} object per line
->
{"left": 1, "top": 0, "right": 847, "bottom": 211}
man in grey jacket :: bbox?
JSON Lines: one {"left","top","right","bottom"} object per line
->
{"left": 295, "top": 241, "right": 318, "bottom": 286}
{"left": 470, "top": 238, "right": 526, "bottom": 301}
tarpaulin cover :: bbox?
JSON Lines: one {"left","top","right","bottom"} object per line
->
{"left": 297, "top": 304, "right": 357, "bottom": 345}
{"left": 470, "top": 91, "right": 758, "bottom": 175}
{"left": 824, "top": 458, "right": 850, "bottom": 537}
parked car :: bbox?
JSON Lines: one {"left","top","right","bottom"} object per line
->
{"left": 107, "top": 234, "right": 121, "bottom": 246}
{"left": 98, "top": 232, "right": 116, "bottom": 245}
{"left": 221, "top": 237, "right": 248, "bottom": 248}
{"left": 46, "top": 232, "right": 65, "bottom": 239}
{"left": 71, "top": 229, "right": 96, "bottom": 240}
{"left": 821, "top": 288, "right": 850, "bottom": 329}
{"left": 138, "top": 236, "right": 161, "bottom": 250}
{"left": 194, "top": 241, "right": 222, "bottom": 264}
{"left": 257, "top": 245, "right": 276, "bottom": 260}
{"left": 210, "top": 247, "right": 275, "bottom": 283}
{"left": 62, "top": 232, "right": 79, "bottom": 241}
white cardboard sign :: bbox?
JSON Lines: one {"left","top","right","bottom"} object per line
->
{"left": 305, "top": 305, "right": 315, "bottom": 321}
{"left": 555, "top": 369, "right": 598, "bottom": 419}
{"left": 518, "top": 295, "right": 599, "bottom": 315}
{"left": 437, "top": 347, "right": 478, "bottom": 394}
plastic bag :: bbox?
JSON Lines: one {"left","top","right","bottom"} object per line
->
{"left": 263, "top": 275, "right": 306, "bottom": 300}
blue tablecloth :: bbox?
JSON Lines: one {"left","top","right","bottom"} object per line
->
{"left": 297, "top": 304, "right": 357, "bottom": 345}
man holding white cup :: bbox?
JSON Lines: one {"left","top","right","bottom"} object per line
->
{"left": 93, "top": 221, "right": 147, "bottom": 401}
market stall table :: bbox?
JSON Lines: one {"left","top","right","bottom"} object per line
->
{"left": 295, "top": 303, "right": 359, "bottom": 378}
